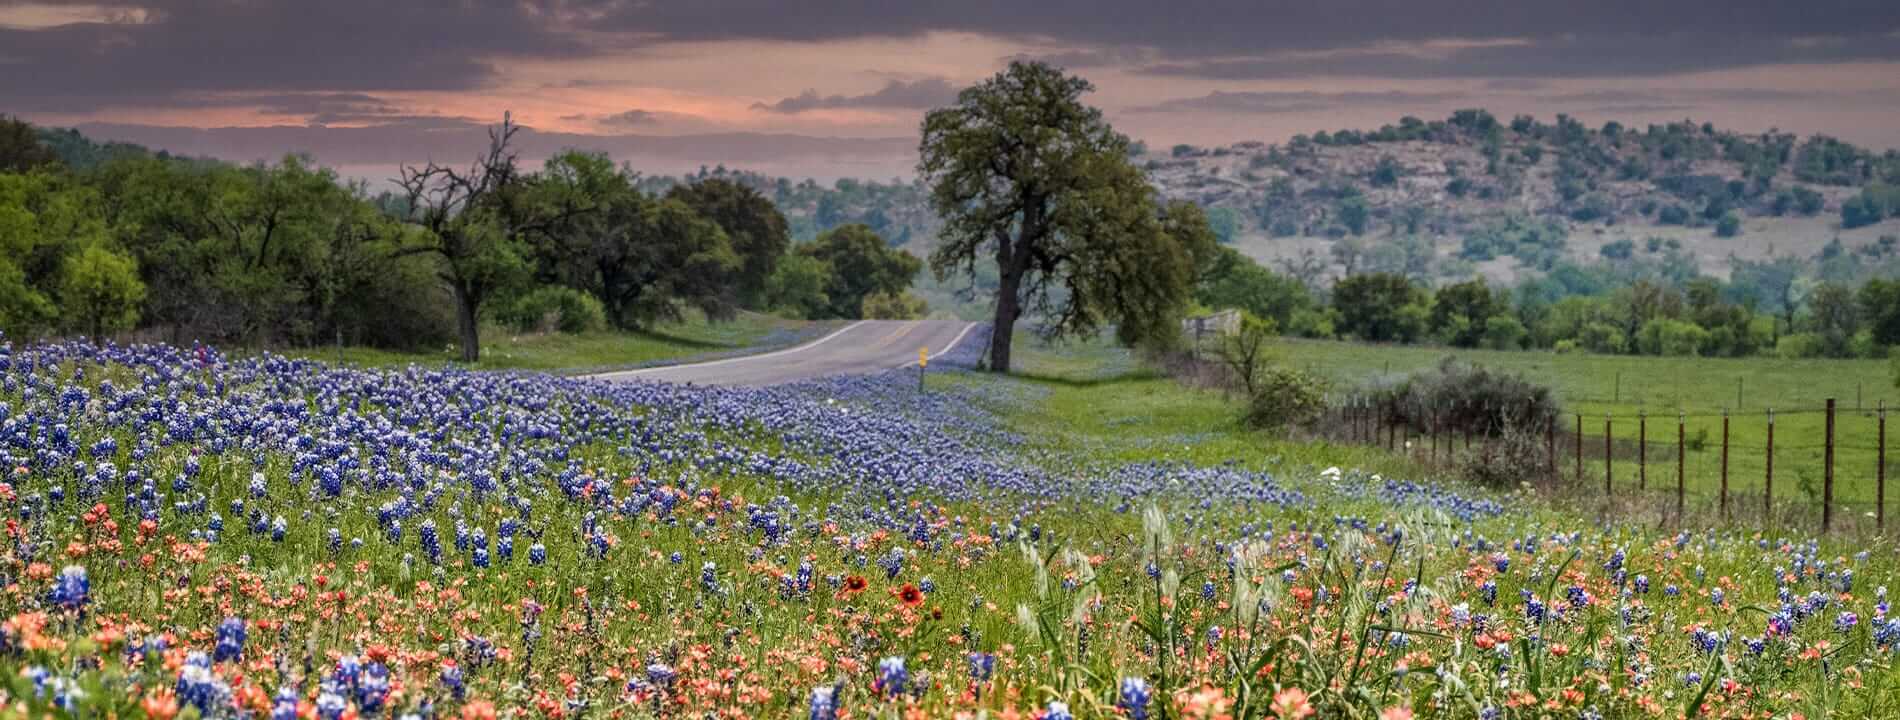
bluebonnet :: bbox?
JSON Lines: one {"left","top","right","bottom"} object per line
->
{"left": 1837, "top": 612, "right": 1859, "bottom": 633}
{"left": 49, "top": 565, "right": 89, "bottom": 611}
{"left": 175, "top": 652, "right": 226, "bottom": 715}
{"left": 874, "top": 656, "right": 907, "bottom": 697}
{"left": 441, "top": 664, "right": 466, "bottom": 700}
{"left": 967, "top": 652, "right": 995, "bottom": 681}
{"left": 271, "top": 686, "right": 300, "bottom": 720}
{"left": 808, "top": 685, "right": 839, "bottom": 720}
{"left": 213, "top": 617, "right": 246, "bottom": 662}
{"left": 1117, "top": 677, "right": 1153, "bottom": 720}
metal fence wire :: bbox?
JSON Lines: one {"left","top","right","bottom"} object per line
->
{"left": 1320, "top": 398, "right": 1892, "bottom": 535}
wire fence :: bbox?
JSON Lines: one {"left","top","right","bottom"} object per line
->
{"left": 1319, "top": 397, "right": 1894, "bottom": 535}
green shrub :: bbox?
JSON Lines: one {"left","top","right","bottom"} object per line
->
{"left": 1715, "top": 211, "right": 1742, "bottom": 237}
{"left": 1242, "top": 367, "right": 1329, "bottom": 433}
{"left": 1579, "top": 321, "right": 1628, "bottom": 354}
{"left": 1775, "top": 332, "right": 1826, "bottom": 359}
{"left": 1457, "top": 424, "right": 1551, "bottom": 489}
{"left": 861, "top": 290, "right": 928, "bottom": 320}
{"left": 1637, "top": 318, "right": 1710, "bottom": 356}
{"left": 1372, "top": 358, "right": 1562, "bottom": 438}
{"left": 500, "top": 286, "right": 606, "bottom": 334}
{"left": 1482, "top": 315, "right": 1528, "bottom": 350}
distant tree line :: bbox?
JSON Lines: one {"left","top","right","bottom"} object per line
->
{"left": 1196, "top": 244, "right": 1900, "bottom": 361}
{"left": 0, "top": 114, "right": 925, "bottom": 360}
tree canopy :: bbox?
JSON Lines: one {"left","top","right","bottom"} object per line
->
{"left": 920, "top": 61, "right": 1205, "bottom": 371}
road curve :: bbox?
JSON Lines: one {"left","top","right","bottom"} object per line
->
{"left": 588, "top": 320, "right": 979, "bottom": 387}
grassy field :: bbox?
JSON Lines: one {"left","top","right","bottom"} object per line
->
{"left": 942, "top": 335, "right": 1436, "bottom": 482}
{"left": 278, "top": 312, "right": 825, "bottom": 374}
{"left": 1270, "top": 338, "right": 1899, "bottom": 517}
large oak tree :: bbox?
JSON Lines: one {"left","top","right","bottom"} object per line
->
{"left": 919, "top": 62, "right": 1210, "bottom": 372}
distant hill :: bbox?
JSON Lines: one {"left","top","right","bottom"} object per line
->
{"left": 1142, "top": 111, "right": 1900, "bottom": 285}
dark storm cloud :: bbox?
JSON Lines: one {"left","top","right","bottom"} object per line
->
{"left": 0, "top": 0, "right": 591, "bottom": 113}
{"left": 751, "top": 78, "right": 959, "bottom": 114}
{"left": 1130, "top": 90, "right": 1466, "bottom": 115}
{"left": 595, "top": 1, "right": 1900, "bottom": 74}
{"left": 1138, "top": 31, "right": 1900, "bottom": 80}
{"left": 590, "top": 1, "right": 1897, "bottom": 53}
{"left": 5, "top": 0, "right": 1899, "bottom": 115}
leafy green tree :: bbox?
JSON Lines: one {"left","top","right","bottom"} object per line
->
{"left": 861, "top": 291, "right": 928, "bottom": 320}
{"left": 1808, "top": 281, "right": 1861, "bottom": 357}
{"left": 58, "top": 244, "right": 146, "bottom": 338}
{"left": 1216, "top": 311, "right": 1277, "bottom": 396}
{"left": 1332, "top": 272, "right": 1427, "bottom": 342}
{"left": 393, "top": 115, "right": 568, "bottom": 360}
{"left": 1715, "top": 212, "right": 1742, "bottom": 238}
{"left": 1727, "top": 255, "right": 1806, "bottom": 340}
{"left": 528, "top": 151, "right": 740, "bottom": 328}
{"left": 1860, "top": 278, "right": 1900, "bottom": 347}
{"left": 0, "top": 115, "right": 60, "bottom": 173}
{"left": 1637, "top": 318, "right": 1709, "bottom": 356}
{"left": 1482, "top": 315, "right": 1528, "bottom": 350}
{"left": 1204, "top": 206, "right": 1242, "bottom": 244}
{"left": 0, "top": 171, "right": 102, "bottom": 336}
{"left": 1195, "top": 246, "right": 1314, "bottom": 329}
{"left": 799, "top": 224, "right": 921, "bottom": 319}
{"left": 764, "top": 254, "right": 833, "bottom": 320}
{"left": 1842, "top": 188, "right": 1891, "bottom": 229}
{"left": 1337, "top": 196, "right": 1370, "bottom": 235}
{"left": 1429, "top": 279, "right": 1502, "bottom": 347}
{"left": 920, "top": 62, "right": 1203, "bottom": 371}
{"left": 666, "top": 178, "right": 790, "bottom": 308}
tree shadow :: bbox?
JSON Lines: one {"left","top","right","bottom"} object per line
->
{"left": 1006, "top": 368, "right": 1166, "bottom": 387}
{"left": 629, "top": 328, "right": 743, "bottom": 350}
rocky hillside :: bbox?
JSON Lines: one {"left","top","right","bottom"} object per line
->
{"left": 1142, "top": 111, "right": 1900, "bottom": 284}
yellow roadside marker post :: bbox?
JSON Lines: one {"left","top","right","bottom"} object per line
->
{"left": 918, "top": 346, "right": 928, "bottom": 392}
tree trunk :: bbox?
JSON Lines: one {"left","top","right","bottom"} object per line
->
{"left": 990, "top": 261, "right": 1021, "bottom": 373}
{"left": 452, "top": 283, "right": 481, "bottom": 363}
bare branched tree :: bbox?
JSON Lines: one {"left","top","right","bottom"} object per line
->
{"left": 390, "top": 114, "right": 530, "bottom": 362}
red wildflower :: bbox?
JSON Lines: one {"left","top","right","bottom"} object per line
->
{"left": 896, "top": 583, "right": 924, "bottom": 608}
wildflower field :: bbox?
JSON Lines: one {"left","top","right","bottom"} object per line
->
{"left": 1, "top": 329, "right": 1898, "bottom": 720}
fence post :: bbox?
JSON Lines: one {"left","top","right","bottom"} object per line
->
{"left": 1677, "top": 412, "right": 1686, "bottom": 524}
{"left": 1575, "top": 413, "right": 1583, "bottom": 484}
{"left": 1547, "top": 413, "right": 1556, "bottom": 478}
{"left": 1766, "top": 408, "right": 1775, "bottom": 523}
{"left": 1388, "top": 410, "right": 1396, "bottom": 452}
{"left": 1605, "top": 413, "right": 1614, "bottom": 496}
{"left": 1638, "top": 411, "right": 1647, "bottom": 491}
{"left": 1824, "top": 398, "right": 1835, "bottom": 533}
{"left": 1720, "top": 409, "right": 1730, "bottom": 520}
{"left": 1354, "top": 398, "right": 1363, "bottom": 444}
{"left": 1879, "top": 401, "right": 1886, "bottom": 533}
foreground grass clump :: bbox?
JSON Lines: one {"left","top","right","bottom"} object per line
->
{"left": 0, "top": 333, "right": 1897, "bottom": 719}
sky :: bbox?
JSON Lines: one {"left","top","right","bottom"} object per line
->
{"left": 6, "top": 1, "right": 1900, "bottom": 181}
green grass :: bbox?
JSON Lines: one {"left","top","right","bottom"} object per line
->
{"left": 947, "top": 335, "right": 1436, "bottom": 481}
{"left": 279, "top": 312, "right": 822, "bottom": 374}
{"left": 1271, "top": 337, "right": 1899, "bottom": 518}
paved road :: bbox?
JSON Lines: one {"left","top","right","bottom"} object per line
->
{"left": 589, "top": 320, "right": 979, "bottom": 387}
